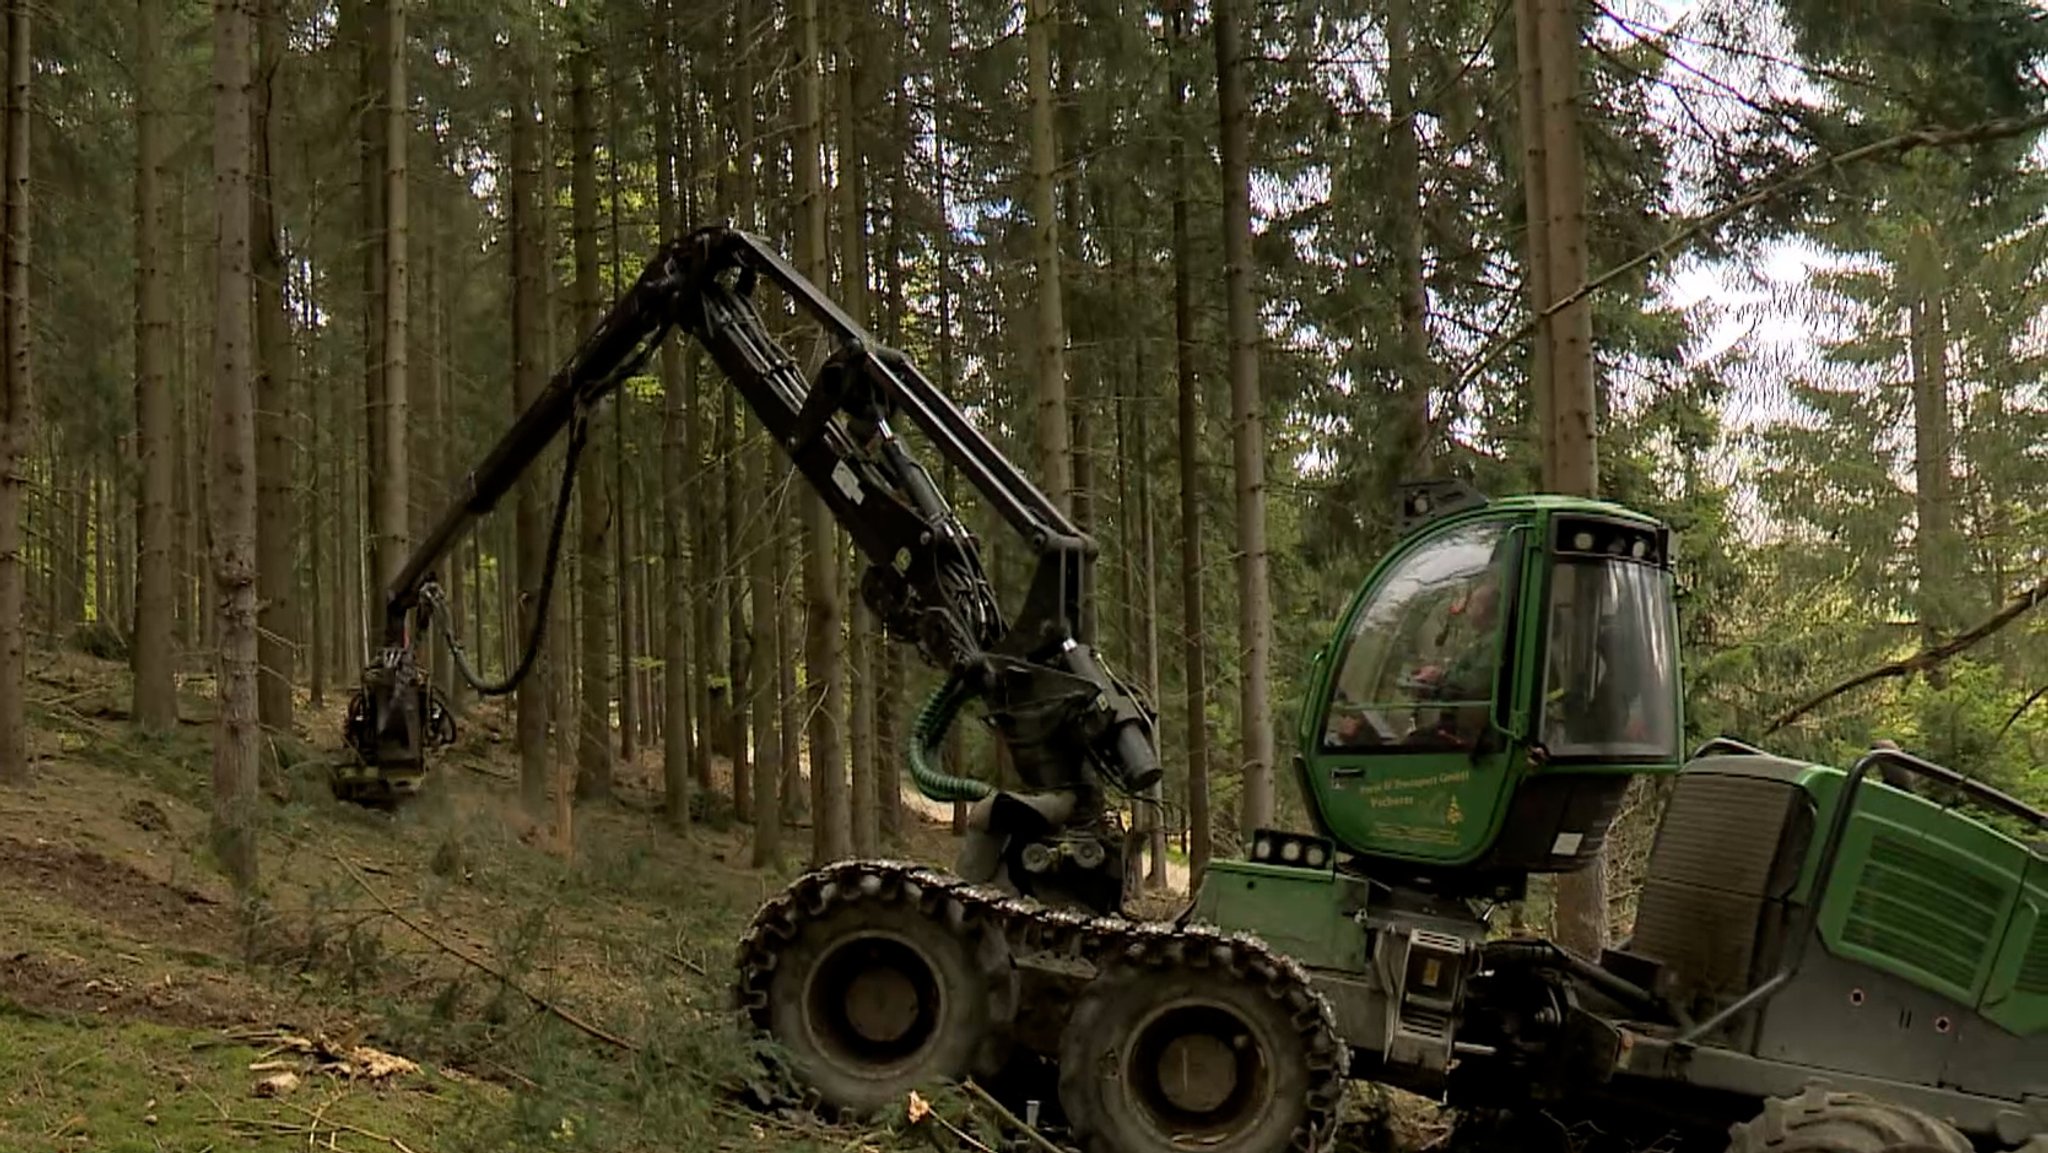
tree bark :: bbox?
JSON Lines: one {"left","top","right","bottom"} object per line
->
{"left": 379, "top": 0, "right": 408, "bottom": 594}
{"left": 570, "top": 43, "right": 612, "bottom": 803}
{"left": 1514, "top": 0, "right": 1554, "bottom": 479}
{"left": 1120, "top": 213, "right": 1167, "bottom": 890}
{"left": 132, "top": 0, "right": 178, "bottom": 732}
{"left": 605, "top": 34, "right": 634, "bottom": 765}
{"left": 836, "top": 3, "right": 876, "bottom": 858}
{"left": 304, "top": 176, "right": 327, "bottom": 710}
{"left": 1906, "top": 236, "right": 1958, "bottom": 657}
{"left": 358, "top": 0, "right": 387, "bottom": 601}
{"left": 726, "top": 0, "right": 757, "bottom": 820}
{"left": 252, "top": 0, "right": 296, "bottom": 739}
{"left": 682, "top": 67, "right": 717, "bottom": 797}
{"left": 1214, "top": 0, "right": 1274, "bottom": 839}
{"left": 1169, "top": 0, "right": 1211, "bottom": 882}
{"left": 509, "top": 32, "right": 550, "bottom": 821}
{"left": 0, "top": 0, "right": 28, "bottom": 784}
{"left": 738, "top": 7, "right": 778, "bottom": 861}
{"left": 1024, "top": 0, "right": 1071, "bottom": 512}
{"left": 876, "top": 4, "right": 909, "bottom": 845}
{"left": 1533, "top": 0, "right": 1604, "bottom": 959}
{"left": 208, "top": 0, "right": 261, "bottom": 891}
{"left": 1386, "top": 0, "right": 1432, "bottom": 476}
{"left": 796, "top": 0, "right": 846, "bottom": 865}
{"left": 429, "top": 208, "right": 461, "bottom": 714}
{"left": 748, "top": 426, "right": 782, "bottom": 864}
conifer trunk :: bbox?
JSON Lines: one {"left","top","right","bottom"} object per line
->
{"left": 797, "top": 0, "right": 846, "bottom": 865}
{"left": 208, "top": 0, "right": 261, "bottom": 890}
{"left": 358, "top": 0, "right": 387, "bottom": 599}
{"left": 378, "top": 0, "right": 409, "bottom": 591}
{"left": 1532, "top": 0, "right": 1604, "bottom": 958}
{"left": 1907, "top": 244, "right": 1957, "bottom": 653}
{"left": 732, "top": 0, "right": 780, "bottom": 865}
{"left": 683, "top": 71, "right": 717, "bottom": 796}
{"left": 1024, "top": 0, "right": 1070, "bottom": 511}
{"left": 1386, "top": 0, "right": 1432, "bottom": 475}
{"left": 132, "top": 0, "right": 178, "bottom": 732}
{"left": 252, "top": 0, "right": 296, "bottom": 737}
{"left": 303, "top": 182, "right": 328, "bottom": 710}
{"left": 0, "top": 0, "right": 27, "bottom": 783}
{"left": 570, "top": 44, "right": 613, "bottom": 803}
{"left": 509, "top": 34, "right": 550, "bottom": 821}
{"left": 836, "top": 6, "right": 877, "bottom": 858}
{"left": 1215, "top": 0, "right": 1274, "bottom": 840}
{"left": 1515, "top": 0, "right": 1554, "bottom": 477}
{"left": 1169, "top": 0, "right": 1211, "bottom": 881}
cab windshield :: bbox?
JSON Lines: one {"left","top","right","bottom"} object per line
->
{"left": 1537, "top": 557, "right": 1679, "bottom": 761}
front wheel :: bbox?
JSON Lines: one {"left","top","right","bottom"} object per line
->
{"left": 1055, "top": 932, "right": 1345, "bottom": 1153}
{"left": 736, "top": 864, "right": 1017, "bottom": 1119}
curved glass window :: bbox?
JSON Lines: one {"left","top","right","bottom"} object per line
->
{"left": 1537, "top": 558, "right": 1679, "bottom": 760}
{"left": 1322, "top": 519, "right": 1514, "bottom": 752}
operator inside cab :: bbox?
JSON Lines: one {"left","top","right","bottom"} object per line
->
{"left": 1319, "top": 511, "right": 1680, "bottom": 763}
{"left": 1322, "top": 520, "right": 1514, "bottom": 751}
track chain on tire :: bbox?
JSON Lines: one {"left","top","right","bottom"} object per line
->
{"left": 733, "top": 857, "right": 1350, "bottom": 1153}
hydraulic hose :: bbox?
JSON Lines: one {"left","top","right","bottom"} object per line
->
{"left": 908, "top": 675, "right": 994, "bottom": 803}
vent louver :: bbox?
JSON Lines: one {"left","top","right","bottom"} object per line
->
{"left": 2016, "top": 921, "right": 2048, "bottom": 997}
{"left": 1842, "top": 834, "right": 2004, "bottom": 993}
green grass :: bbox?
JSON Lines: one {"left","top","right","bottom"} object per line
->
{"left": 0, "top": 1001, "right": 478, "bottom": 1152}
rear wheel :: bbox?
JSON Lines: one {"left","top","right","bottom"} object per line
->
{"left": 738, "top": 866, "right": 1016, "bottom": 1119}
{"left": 1724, "top": 1088, "right": 1972, "bottom": 1153}
{"left": 1055, "top": 936, "right": 1343, "bottom": 1153}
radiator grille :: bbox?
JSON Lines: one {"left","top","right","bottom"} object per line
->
{"left": 2017, "top": 922, "right": 2048, "bottom": 996}
{"left": 1632, "top": 773, "right": 1803, "bottom": 994}
{"left": 1842, "top": 833, "right": 2004, "bottom": 992}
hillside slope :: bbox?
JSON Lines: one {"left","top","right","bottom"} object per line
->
{"left": 0, "top": 652, "right": 1021, "bottom": 1153}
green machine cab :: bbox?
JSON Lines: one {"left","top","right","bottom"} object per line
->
{"left": 1191, "top": 482, "right": 2046, "bottom": 1153}
{"left": 1296, "top": 484, "right": 1683, "bottom": 883}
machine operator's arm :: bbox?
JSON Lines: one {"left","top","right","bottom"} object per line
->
{"left": 351, "top": 224, "right": 1159, "bottom": 810}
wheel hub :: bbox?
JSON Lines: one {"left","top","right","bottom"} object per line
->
{"left": 845, "top": 965, "right": 921, "bottom": 1044}
{"left": 803, "top": 933, "right": 945, "bottom": 1072}
{"left": 1124, "top": 1000, "right": 1271, "bottom": 1138}
{"left": 1156, "top": 1031, "right": 1238, "bottom": 1114}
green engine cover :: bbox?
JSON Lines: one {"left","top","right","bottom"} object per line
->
{"left": 1297, "top": 495, "right": 1686, "bottom": 875}
{"left": 1798, "top": 766, "right": 2048, "bottom": 1036}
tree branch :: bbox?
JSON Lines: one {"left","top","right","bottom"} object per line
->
{"left": 334, "top": 854, "right": 642, "bottom": 1056}
{"left": 1999, "top": 682, "right": 2048, "bottom": 739}
{"left": 1764, "top": 575, "right": 2048, "bottom": 734}
{"left": 1457, "top": 109, "right": 2048, "bottom": 388}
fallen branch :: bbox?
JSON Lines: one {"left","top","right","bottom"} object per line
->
{"left": 963, "top": 1079, "right": 1067, "bottom": 1153}
{"left": 332, "top": 853, "right": 641, "bottom": 1056}
{"left": 907, "top": 1090, "right": 998, "bottom": 1153}
{"left": 1999, "top": 683, "right": 2048, "bottom": 739}
{"left": 279, "top": 1099, "right": 422, "bottom": 1153}
{"left": 1457, "top": 109, "right": 2048, "bottom": 388}
{"left": 1765, "top": 575, "right": 2048, "bottom": 734}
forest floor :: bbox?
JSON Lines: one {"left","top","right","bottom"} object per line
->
{"left": 0, "top": 651, "right": 1421, "bottom": 1153}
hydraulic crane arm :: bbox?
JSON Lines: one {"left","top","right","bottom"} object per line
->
{"left": 349, "top": 224, "right": 1159, "bottom": 820}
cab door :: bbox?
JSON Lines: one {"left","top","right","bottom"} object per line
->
{"left": 1303, "top": 514, "right": 1532, "bottom": 866}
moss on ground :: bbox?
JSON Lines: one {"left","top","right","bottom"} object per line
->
{"left": 0, "top": 1003, "right": 474, "bottom": 1153}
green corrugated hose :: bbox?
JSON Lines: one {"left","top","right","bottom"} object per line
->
{"left": 907, "top": 675, "right": 993, "bottom": 803}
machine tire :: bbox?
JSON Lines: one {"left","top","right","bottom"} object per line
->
{"left": 1724, "top": 1088, "right": 1973, "bottom": 1153}
{"left": 739, "top": 864, "right": 1016, "bottom": 1120}
{"left": 1055, "top": 940, "right": 1340, "bottom": 1153}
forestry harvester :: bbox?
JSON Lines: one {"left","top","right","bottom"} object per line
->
{"left": 344, "top": 226, "right": 2047, "bottom": 1153}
